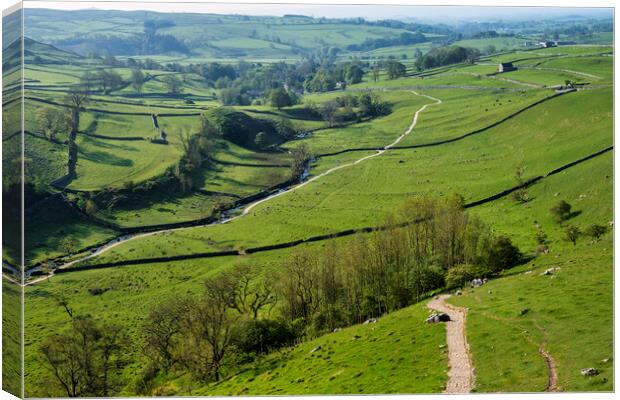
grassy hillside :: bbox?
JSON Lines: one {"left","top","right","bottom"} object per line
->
{"left": 198, "top": 301, "right": 447, "bottom": 395}
{"left": 10, "top": 22, "right": 614, "bottom": 397}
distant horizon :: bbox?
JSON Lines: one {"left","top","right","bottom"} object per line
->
{"left": 22, "top": 2, "right": 614, "bottom": 24}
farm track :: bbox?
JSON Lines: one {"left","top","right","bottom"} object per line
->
{"left": 427, "top": 295, "right": 474, "bottom": 393}
{"left": 316, "top": 89, "right": 574, "bottom": 158}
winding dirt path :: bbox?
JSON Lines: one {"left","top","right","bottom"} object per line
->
{"left": 427, "top": 295, "right": 475, "bottom": 393}
{"left": 539, "top": 346, "right": 559, "bottom": 391}
{"left": 15, "top": 91, "right": 441, "bottom": 286}
{"left": 241, "top": 91, "right": 442, "bottom": 216}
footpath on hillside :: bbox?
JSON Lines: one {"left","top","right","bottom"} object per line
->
{"left": 427, "top": 295, "right": 475, "bottom": 393}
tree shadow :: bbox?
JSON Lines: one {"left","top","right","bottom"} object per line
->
{"left": 78, "top": 148, "right": 134, "bottom": 167}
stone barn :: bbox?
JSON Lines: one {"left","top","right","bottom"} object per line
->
{"left": 498, "top": 62, "right": 517, "bottom": 73}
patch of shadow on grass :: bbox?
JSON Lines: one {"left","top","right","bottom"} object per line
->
{"left": 78, "top": 149, "right": 134, "bottom": 167}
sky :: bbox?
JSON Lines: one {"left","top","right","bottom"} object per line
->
{"left": 23, "top": 1, "right": 614, "bottom": 23}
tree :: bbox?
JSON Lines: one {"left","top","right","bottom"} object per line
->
{"left": 60, "top": 236, "right": 78, "bottom": 254}
{"left": 346, "top": 64, "right": 364, "bottom": 84}
{"left": 483, "top": 235, "right": 522, "bottom": 273}
{"left": 184, "top": 284, "right": 240, "bottom": 381}
{"left": 40, "top": 316, "right": 128, "bottom": 397}
{"left": 274, "top": 117, "right": 298, "bottom": 140}
{"left": 131, "top": 69, "right": 146, "bottom": 93}
{"left": 304, "top": 69, "right": 336, "bottom": 92}
{"left": 80, "top": 71, "right": 98, "bottom": 94}
{"left": 84, "top": 199, "right": 98, "bottom": 216}
{"left": 385, "top": 60, "right": 406, "bottom": 79}
{"left": 162, "top": 74, "right": 183, "bottom": 95}
{"left": 226, "top": 264, "right": 277, "bottom": 319}
{"left": 512, "top": 165, "right": 529, "bottom": 203}
{"left": 585, "top": 224, "right": 607, "bottom": 240}
{"left": 445, "top": 264, "right": 479, "bottom": 289}
{"left": 64, "top": 90, "right": 89, "bottom": 178}
{"left": 142, "top": 299, "right": 184, "bottom": 372}
{"left": 36, "top": 107, "right": 71, "bottom": 141}
{"left": 371, "top": 66, "right": 379, "bottom": 82}
{"left": 319, "top": 100, "right": 339, "bottom": 127}
{"left": 290, "top": 143, "right": 311, "bottom": 179}
{"left": 564, "top": 224, "right": 581, "bottom": 245}
{"left": 359, "top": 92, "right": 391, "bottom": 117}
{"left": 550, "top": 200, "right": 572, "bottom": 223}
{"left": 254, "top": 132, "right": 267, "bottom": 148}
{"left": 268, "top": 88, "right": 293, "bottom": 110}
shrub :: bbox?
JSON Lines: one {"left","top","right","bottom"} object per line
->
{"left": 564, "top": 224, "right": 581, "bottom": 245}
{"left": 550, "top": 200, "right": 572, "bottom": 223}
{"left": 230, "top": 319, "right": 296, "bottom": 356}
{"left": 445, "top": 264, "right": 479, "bottom": 289}
{"left": 535, "top": 229, "right": 548, "bottom": 245}
{"left": 585, "top": 224, "right": 607, "bottom": 239}
{"left": 484, "top": 235, "right": 522, "bottom": 273}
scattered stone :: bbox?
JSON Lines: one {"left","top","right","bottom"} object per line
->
{"left": 426, "top": 313, "right": 450, "bottom": 324}
{"left": 609, "top": 220, "right": 614, "bottom": 227}
{"left": 398, "top": 160, "right": 405, "bottom": 163}
{"left": 471, "top": 278, "right": 485, "bottom": 287}
{"left": 554, "top": 192, "right": 560, "bottom": 197}
{"left": 519, "top": 308, "right": 530, "bottom": 316}
{"left": 333, "top": 328, "right": 342, "bottom": 333}
{"left": 542, "top": 267, "right": 561, "bottom": 276}
{"left": 351, "top": 335, "right": 361, "bottom": 341}
{"left": 581, "top": 368, "right": 599, "bottom": 376}
{"left": 310, "top": 346, "right": 321, "bottom": 353}
{"left": 579, "top": 194, "right": 587, "bottom": 199}
{"left": 455, "top": 290, "right": 462, "bottom": 296}
{"left": 524, "top": 270, "right": 533, "bottom": 275}
{"left": 487, "top": 290, "right": 492, "bottom": 294}
{"left": 363, "top": 318, "right": 378, "bottom": 324}
{"left": 602, "top": 358, "right": 610, "bottom": 363}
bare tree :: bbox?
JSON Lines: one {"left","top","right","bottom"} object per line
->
{"left": 142, "top": 300, "right": 184, "bottom": 371}
{"left": 40, "top": 316, "right": 128, "bottom": 397}
{"left": 227, "top": 265, "right": 277, "bottom": 319}
{"left": 65, "top": 90, "right": 89, "bottom": 178}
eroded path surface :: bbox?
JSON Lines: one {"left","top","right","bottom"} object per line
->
{"left": 427, "top": 294, "right": 475, "bottom": 393}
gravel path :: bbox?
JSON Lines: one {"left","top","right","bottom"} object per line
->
{"left": 427, "top": 294, "right": 475, "bottom": 393}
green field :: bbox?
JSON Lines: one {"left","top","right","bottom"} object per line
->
{"left": 3, "top": 7, "right": 614, "bottom": 397}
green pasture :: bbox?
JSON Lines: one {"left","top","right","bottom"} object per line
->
{"left": 67, "top": 134, "right": 182, "bottom": 191}
{"left": 85, "top": 87, "right": 611, "bottom": 265}
{"left": 200, "top": 301, "right": 447, "bottom": 395}
{"left": 25, "top": 196, "right": 118, "bottom": 266}
{"left": 397, "top": 88, "right": 553, "bottom": 145}
{"left": 96, "top": 191, "right": 236, "bottom": 228}
{"left": 2, "top": 279, "right": 22, "bottom": 398}
{"left": 533, "top": 56, "right": 613, "bottom": 82}
{"left": 453, "top": 37, "right": 530, "bottom": 51}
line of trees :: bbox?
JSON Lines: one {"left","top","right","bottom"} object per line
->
{"left": 40, "top": 194, "right": 524, "bottom": 396}
{"left": 308, "top": 92, "right": 392, "bottom": 127}
{"left": 414, "top": 45, "right": 480, "bottom": 71}
{"left": 130, "top": 194, "right": 521, "bottom": 393}
{"left": 40, "top": 300, "right": 128, "bottom": 397}
{"left": 346, "top": 32, "right": 427, "bottom": 52}
{"left": 80, "top": 69, "right": 124, "bottom": 94}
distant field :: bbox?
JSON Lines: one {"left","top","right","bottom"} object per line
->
{"left": 453, "top": 37, "right": 531, "bottom": 51}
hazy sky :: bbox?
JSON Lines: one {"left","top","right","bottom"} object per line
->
{"left": 24, "top": 1, "right": 613, "bottom": 23}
